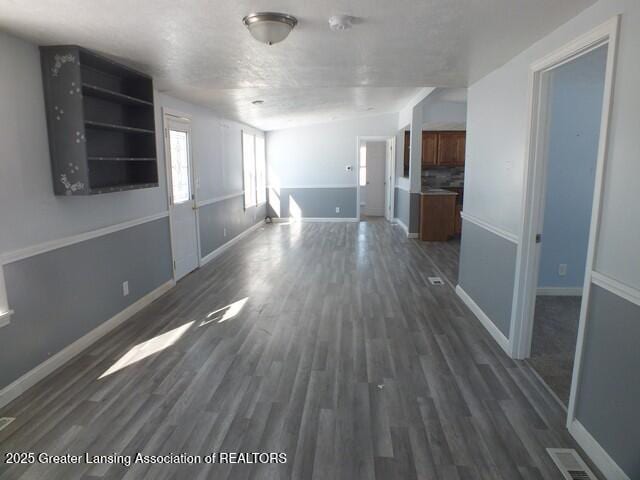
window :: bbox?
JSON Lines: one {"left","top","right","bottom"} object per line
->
{"left": 242, "top": 131, "right": 266, "bottom": 208}
{"left": 359, "top": 144, "right": 367, "bottom": 186}
{"left": 169, "top": 129, "right": 191, "bottom": 204}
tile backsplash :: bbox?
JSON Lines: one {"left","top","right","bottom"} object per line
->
{"left": 422, "top": 167, "right": 465, "bottom": 188}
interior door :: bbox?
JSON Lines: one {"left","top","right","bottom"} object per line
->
{"left": 165, "top": 116, "right": 199, "bottom": 281}
{"left": 365, "top": 141, "right": 386, "bottom": 216}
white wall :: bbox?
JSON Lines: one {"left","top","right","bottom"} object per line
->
{"left": 266, "top": 113, "right": 398, "bottom": 188}
{"left": 422, "top": 89, "right": 467, "bottom": 130}
{"left": 0, "top": 31, "right": 168, "bottom": 255}
{"left": 157, "top": 94, "right": 263, "bottom": 204}
{"left": 465, "top": 0, "right": 639, "bottom": 291}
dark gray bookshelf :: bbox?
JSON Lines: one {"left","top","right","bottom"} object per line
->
{"left": 40, "top": 45, "right": 158, "bottom": 195}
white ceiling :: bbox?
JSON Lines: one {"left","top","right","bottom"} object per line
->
{"left": 0, "top": 0, "right": 596, "bottom": 130}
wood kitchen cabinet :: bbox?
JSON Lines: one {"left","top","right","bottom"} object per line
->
{"left": 421, "top": 131, "right": 466, "bottom": 168}
{"left": 436, "top": 132, "right": 466, "bottom": 166}
{"left": 420, "top": 193, "right": 457, "bottom": 241}
{"left": 422, "top": 132, "right": 438, "bottom": 167}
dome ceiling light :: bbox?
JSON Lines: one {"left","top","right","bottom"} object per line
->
{"left": 242, "top": 12, "right": 298, "bottom": 45}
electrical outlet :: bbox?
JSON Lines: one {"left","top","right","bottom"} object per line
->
{"left": 122, "top": 281, "right": 129, "bottom": 296}
{"left": 558, "top": 264, "right": 567, "bottom": 276}
{"left": 335, "top": 207, "right": 340, "bottom": 213}
{"left": 223, "top": 227, "right": 227, "bottom": 237}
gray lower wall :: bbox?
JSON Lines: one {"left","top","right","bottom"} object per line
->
{"left": 458, "top": 219, "right": 517, "bottom": 337}
{"left": 394, "top": 188, "right": 420, "bottom": 234}
{"left": 574, "top": 285, "right": 640, "bottom": 479}
{"left": 198, "top": 195, "right": 266, "bottom": 258}
{"left": 267, "top": 187, "right": 357, "bottom": 219}
{"left": 1, "top": 217, "right": 172, "bottom": 389}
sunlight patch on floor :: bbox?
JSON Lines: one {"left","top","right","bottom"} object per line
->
{"left": 99, "top": 321, "right": 194, "bottom": 379}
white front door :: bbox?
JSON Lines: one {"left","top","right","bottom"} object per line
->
{"left": 165, "top": 116, "right": 199, "bottom": 281}
{"left": 365, "top": 142, "right": 386, "bottom": 216}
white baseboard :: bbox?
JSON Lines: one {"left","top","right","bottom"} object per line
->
{"left": 568, "top": 419, "right": 630, "bottom": 480}
{"left": 456, "top": 285, "right": 512, "bottom": 355}
{"left": 0, "top": 279, "right": 175, "bottom": 409}
{"left": 200, "top": 220, "right": 265, "bottom": 266}
{"left": 392, "top": 218, "right": 418, "bottom": 238}
{"left": 272, "top": 217, "right": 359, "bottom": 223}
{"left": 537, "top": 287, "right": 582, "bottom": 296}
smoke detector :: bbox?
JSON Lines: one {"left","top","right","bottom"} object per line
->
{"left": 328, "top": 15, "right": 354, "bottom": 31}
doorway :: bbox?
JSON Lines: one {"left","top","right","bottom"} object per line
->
{"left": 357, "top": 136, "right": 395, "bottom": 221}
{"left": 163, "top": 111, "right": 200, "bottom": 281}
{"left": 528, "top": 45, "right": 608, "bottom": 406}
{"left": 510, "top": 17, "right": 618, "bottom": 426}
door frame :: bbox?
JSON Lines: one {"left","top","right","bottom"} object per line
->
{"left": 162, "top": 108, "right": 201, "bottom": 281}
{"left": 356, "top": 135, "right": 396, "bottom": 221}
{"left": 509, "top": 17, "right": 619, "bottom": 428}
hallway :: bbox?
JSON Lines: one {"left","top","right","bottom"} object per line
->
{"left": 0, "top": 221, "right": 596, "bottom": 480}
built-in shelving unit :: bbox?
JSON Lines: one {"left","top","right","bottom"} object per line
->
{"left": 40, "top": 45, "right": 158, "bottom": 195}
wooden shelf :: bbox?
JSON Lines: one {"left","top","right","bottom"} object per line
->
{"left": 82, "top": 83, "right": 153, "bottom": 107}
{"left": 41, "top": 45, "right": 157, "bottom": 195}
{"left": 88, "top": 156, "right": 156, "bottom": 162}
{"left": 85, "top": 120, "right": 154, "bottom": 134}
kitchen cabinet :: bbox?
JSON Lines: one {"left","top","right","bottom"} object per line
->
{"left": 421, "top": 131, "right": 466, "bottom": 168}
{"left": 419, "top": 191, "right": 458, "bottom": 241}
{"left": 422, "top": 132, "right": 438, "bottom": 167}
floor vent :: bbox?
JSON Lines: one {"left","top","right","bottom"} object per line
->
{"left": 428, "top": 276, "right": 445, "bottom": 286}
{"left": 547, "top": 448, "right": 597, "bottom": 480}
{"left": 0, "top": 417, "right": 15, "bottom": 432}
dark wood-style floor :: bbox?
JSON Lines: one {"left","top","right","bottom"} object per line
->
{"left": 0, "top": 219, "right": 595, "bottom": 479}
{"left": 529, "top": 296, "right": 581, "bottom": 406}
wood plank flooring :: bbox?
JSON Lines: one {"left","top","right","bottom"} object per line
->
{"left": 0, "top": 219, "right": 596, "bottom": 479}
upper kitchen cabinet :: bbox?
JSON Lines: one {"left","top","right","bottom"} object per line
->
{"left": 40, "top": 45, "right": 158, "bottom": 196}
{"left": 436, "top": 131, "right": 466, "bottom": 166}
{"left": 422, "top": 132, "right": 438, "bottom": 167}
{"left": 422, "top": 131, "right": 466, "bottom": 167}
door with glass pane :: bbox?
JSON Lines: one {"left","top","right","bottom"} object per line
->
{"left": 164, "top": 115, "right": 199, "bottom": 281}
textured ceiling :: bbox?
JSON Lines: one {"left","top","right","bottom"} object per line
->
{"left": 0, "top": 0, "right": 596, "bottom": 130}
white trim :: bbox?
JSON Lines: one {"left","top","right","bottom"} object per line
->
{"left": 591, "top": 271, "right": 640, "bottom": 307}
{"left": 456, "top": 285, "right": 512, "bottom": 355}
{"left": 568, "top": 419, "right": 631, "bottom": 480}
{"left": 197, "top": 192, "right": 244, "bottom": 207}
{"left": 386, "top": 137, "right": 396, "bottom": 222}
{"left": 357, "top": 135, "right": 396, "bottom": 222}
{"left": 0, "top": 212, "right": 169, "bottom": 266}
{"left": 394, "top": 184, "right": 410, "bottom": 193}
{"left": 200, "top": 220, "right": 264, "bottom": 266}
{"left": 0, "top": 280, "right": 175, "bottom": 410}
{"left": 267, "top": 184, "right": 356, "bottom": 190}
{"left": 392, "top": 218, "right": 409, "bottom": 236}
{"left": 272, "top": 217, "right": 359, "bottom": 223}
{"left": 536, "top": 287, "right": 582, "bottom": 296}
{"left": 460, "top": 212, "right": 519, "bottom": 244}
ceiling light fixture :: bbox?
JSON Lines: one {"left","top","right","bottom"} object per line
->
{"left": 242, "top": 12, "right": 298, "bottom": 45}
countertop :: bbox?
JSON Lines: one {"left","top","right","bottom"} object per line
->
{"left": 420, "top": 188, "right": 458, "bottom": 196}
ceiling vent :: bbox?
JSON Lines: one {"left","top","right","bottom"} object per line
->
{"left": 547, "top": 448, "right": 598, "bottom": 480}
